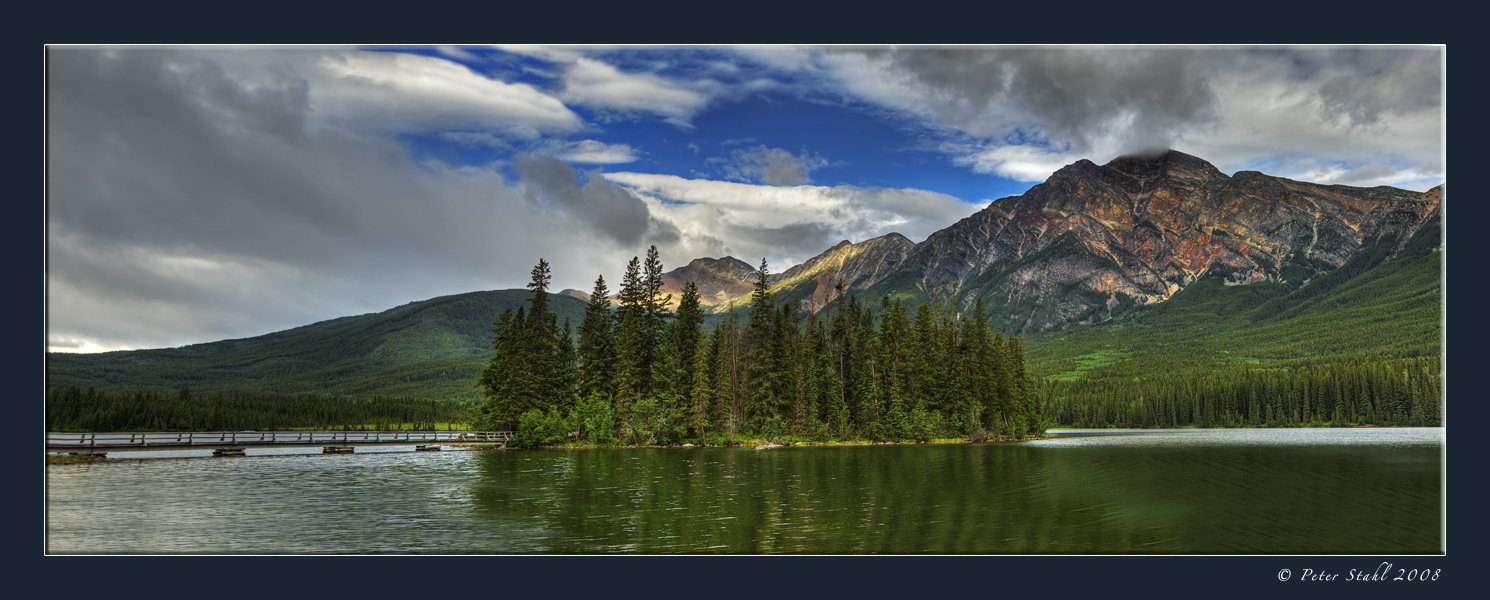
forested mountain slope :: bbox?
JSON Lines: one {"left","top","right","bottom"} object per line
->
{"left": 1025, "top": 222, "right": 1442, "bottom": 386}
{"left": 46, "top": 290, "right": 588, "bottom": 398}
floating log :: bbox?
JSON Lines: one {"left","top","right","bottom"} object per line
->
{"left": 213, "top": 448, "right": 246, "bottom": 457}
{"left": 322, "top": 446, "right": 355, "bottom": 454}
{"left": 415, "top": 445, "right": 441, "bottom": 452}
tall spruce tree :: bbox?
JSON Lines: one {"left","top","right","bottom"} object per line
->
{"left": 715, "top": 311, "right": 742, "bottom": 441}
{"left": 477, "top": 259, "right": 570, "bottom": 429}
{"left": 745, "top": 258, "right": 779, "bottom": 429}
{"left": 577, "top": 274, "right": 616, "bottom": 401}
{"left": 477, "top": 306, "right": 529, "bottom": 429}
{"left": 638, "top": 246, "right": 673, "bottom": 399}
{"left": 524, "top": 259, "right": 568, "bottom": 410}
{"left": 612, "top": 256, "right": 644, "bottom": 424}
{"left": 669, "top": 280, "right": 704, "bottom": 397}
{"left": 689, "top": 333, "right": 714, "bottom": 440}
{"left": 968, "top": 297, "right": 997, "bottom": 433}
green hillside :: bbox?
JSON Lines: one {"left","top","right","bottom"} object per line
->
{"left": 46, "top": 290, "right": 588, "bottom": 398}
{"left": 1024, "top": 224, "right": 1442, "bottom": 386}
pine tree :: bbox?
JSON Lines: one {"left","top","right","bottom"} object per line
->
{"left": 716, "top": 311, "right": 742, "bottom": 442}
{"left": 577, "top": 275, "right": 616, "bottom": 401}
{"left": 671, "top": 280, "right": 705, "bottom": 396}
{"left": 476, "top": 259, "right": 569, "bottom": 430}
{"left": 476, "top": 307, "right": 528, "bottom": 429}
{"left": 612, "top": 256, "right": 644, "bottom": 423}
{"left": 689, "top": 333, "right": 713, "bottom": 440}
{"left": 653, "top": 279, "right": 701, "bottom": 428}
{"left": 556, "top": 317, "right": 578, "bottom": 415}
{"left": 638, "top": 246, "right": 673, "bottom": 399}
{"left": 968, "top": 297, "right": 997, "bottom": 434}
{"left": 745, "top": 258, "right": 780, "bottom": 429}
{"left": 911, "top": 301, "right": 938, "bottom": 412}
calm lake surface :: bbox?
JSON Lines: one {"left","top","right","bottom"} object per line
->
{"left": 46, "top": 428, "right": 1443, "bottom": 554}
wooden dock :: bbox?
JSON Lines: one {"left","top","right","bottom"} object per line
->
{"left": 46, "top": 430, "right": 513, "bottom": 452}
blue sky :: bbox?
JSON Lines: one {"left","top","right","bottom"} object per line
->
{"left": 47, "top": 45, "right": 1444, "bottom": 352}
{"left": 389, "top": 46, "right": 1033, "bottom": 202}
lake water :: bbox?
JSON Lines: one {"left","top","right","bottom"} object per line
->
{"left": 45, "top": 428, "right": 1443, "bottom": 554}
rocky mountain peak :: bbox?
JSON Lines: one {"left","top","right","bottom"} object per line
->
{"left": 557, "top": 288, "right": 591, "bottom": 302}
{"left": 684, "top": 256, "right": 755, "bottom": 273}
{"left": 661, "top": 256, "right": 759, "bottom": 308}
{"left": 663, "top": 150, "right": 1438, "bottom": 333}
{"left": 860, "top": 150, "right": 1440, "bottom": 333}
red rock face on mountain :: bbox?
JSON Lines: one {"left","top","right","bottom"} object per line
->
{"left": 865, "top": 149, "right": 1442, "bottom": 331}
{"left": 660, "top": 256, "right": 759, "bottom": 308}
{"left": 660, "top": 150, "right": 1440, "bottom": 330}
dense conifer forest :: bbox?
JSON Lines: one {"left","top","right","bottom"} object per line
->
{"left": 481, "top": 248, "right": 1049, "bottom": 447}
{"left": 45, "top": 385, "right": 475, "bottom": 432}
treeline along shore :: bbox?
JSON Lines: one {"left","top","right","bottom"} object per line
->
{"left": 1050, "top": 357, "right": 1442, "bottom": 429}
{"left": 45, "top": 386, "right": 475, "bottom": 433}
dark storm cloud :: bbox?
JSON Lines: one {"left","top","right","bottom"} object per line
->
{"left": 711, "top": 221, "right": 841, "bottom": 267}
{"left": 514, "top": 154, "right": 655, "bottom": 246}
{"left": 46, "top": 47, "right": 643, "bottom": 351}
{"left": 1297, "top": 47, "right": 1443, "bottom": 129}
{"left": 840, "top": 46, "right": 1223, "bottom": 153}
{"left": 48, "top": 48, "right": 399, "bottom": 264}
{"left": 810, "top": 46, "right": 1441, "bottom": 186}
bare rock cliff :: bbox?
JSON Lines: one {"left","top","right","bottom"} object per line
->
{"left": 864, "top": 149, "right": 1440, "bottom": 331}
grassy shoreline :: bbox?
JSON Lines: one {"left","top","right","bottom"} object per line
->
{"left": 485, "top": 433, "right": 1051, "bottom": 451}
{"left": 46, "top": 452, "right": 106, "bottom": 465}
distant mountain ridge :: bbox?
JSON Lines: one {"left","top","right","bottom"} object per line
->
{"left": 660, "top": 256, "right": 758, "bottom": 308}
{"left": 695, "top": 150, "right": 1440, "bottom": 333}
{"left": 47, "top": 149, "right": 1442, "bottom": 398}
{"left": 711, "top": 233, "right": 916, "bottom": 314}
{"left": 863, "top": 150, "right": 1440, "bottom": 331}
{"left": 47, "top": 290, "right": 589, "bottom": 398}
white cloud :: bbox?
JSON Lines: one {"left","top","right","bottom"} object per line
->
{"left": 559, "top": 57, "right": 710, "bottom": 128}
{"left": 537, "top": 139, "right": 640, "bottom": 164}
{"left": 308, "top": 50, "right": 583, "bottom": 135}
{"left": 711, "top": 145, "right": 830, "bottom": 185}
{"left": 731, "top": 45, "right": 818, "bottom": 72}
{"left": 948, "top": 143, "right": 1080, "bottom": 182}
{"left": 604, "top": 171, "right": 975, "bottom": 265}
{"left": 493, "top": 44, "right": 598, "bottom": 64}
{"left": 438, "top": 131, "right": 511, "bottom": 149}
{"left": 489, "top": 46, "right": 730, "bottom": 129}
{"left": 439, "top": 134, "right": 640, "bottom": 165}
{"left": 435, "top": 45, "right": 483, "bottom": 62}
